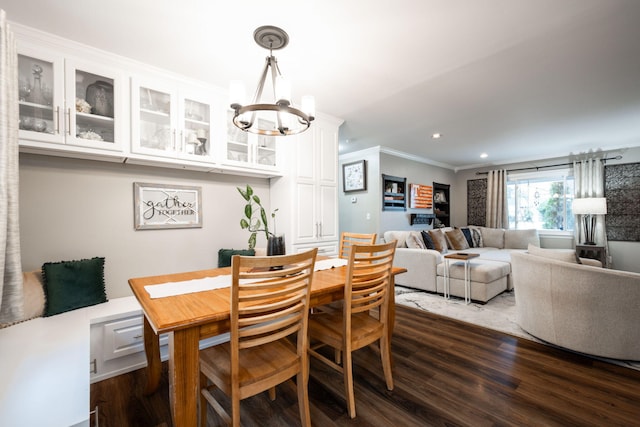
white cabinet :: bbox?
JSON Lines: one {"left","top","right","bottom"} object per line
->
{"left": 271, "top": 115, "right": 343, "bottom": 256}
{"left": 17, "top": 42, "right": 126, "bottom": 155}
{"left": 223, "top": 110, "right": 279, "bottom": 171}
{"left": 90, "top": 314, "right": 168, "bottom": 383}
{"left": 131, "top": 76, "right": 223, "bottom": 165}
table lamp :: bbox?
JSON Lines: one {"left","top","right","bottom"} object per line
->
{"left": 572, "top": 197, "right": 607, "bottom": 245}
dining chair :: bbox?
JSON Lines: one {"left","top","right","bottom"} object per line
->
{"left": 199, "top": 248, "right": 318, "bottom": 427}
{"left": 308, "top": 241, "right": 396, "bottom": 418}
{"left": 338, "top": 232, "right": 377, "bottom": 259}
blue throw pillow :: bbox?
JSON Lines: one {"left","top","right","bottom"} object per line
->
{"left": 460, "top": 227, "right": 474, "bottom": 247}
{"left": 420, "top": 230, "right": 435, "bottom": 250}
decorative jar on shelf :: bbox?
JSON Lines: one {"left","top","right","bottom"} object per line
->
{"left": 86, "top": 80, "right": 114, "bottom": 117}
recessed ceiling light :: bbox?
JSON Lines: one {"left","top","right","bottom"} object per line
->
{"left": 480, "top": 153, "right": 488, "bottom": 158}
{"left": 432, "top": 133, "right": 442, "bottom": 139}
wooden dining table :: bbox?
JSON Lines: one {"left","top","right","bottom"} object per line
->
{"left": 128, "top": 262, "right": 406, "bottom": 427}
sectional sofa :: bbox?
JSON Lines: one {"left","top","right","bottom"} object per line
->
{"left": 383, "top": 227, "right": 599, "bottom": 303}
{"left": 512, "top": 251, "right": 640, "bottom": 360}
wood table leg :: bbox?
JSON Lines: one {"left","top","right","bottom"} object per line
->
{"left": 143, "top": 316, "right": 161, "bottom": 395}
{"left": 168, "top": 327, "right": 200, "bottom": 427}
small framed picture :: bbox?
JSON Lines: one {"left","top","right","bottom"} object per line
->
{"left": 342, "top": 160, "right": 367, "bottom": 192}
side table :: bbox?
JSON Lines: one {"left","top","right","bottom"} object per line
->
{"left": 443, "top": 253, "right": 480, "bottom": 304}
{"left": 575, "top": 244, "right": 606, "bottom": 267}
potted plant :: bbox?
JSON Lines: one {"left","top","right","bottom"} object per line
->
{"left": 237, "top": 185, "right": 284, "bottom": 255}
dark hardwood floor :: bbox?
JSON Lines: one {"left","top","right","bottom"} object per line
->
{"left": 90, "top": 304, "right": 640, "bottom": 426}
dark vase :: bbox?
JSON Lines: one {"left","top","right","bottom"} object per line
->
{"left": 86, "top": 80, "right": 114, "bottom": 117}
{"left": 267, "top": 234, "right": 286, "bottom": 256}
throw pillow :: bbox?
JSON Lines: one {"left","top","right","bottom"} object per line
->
{"left": 218, "top": 248, "right": 256, "bottom": 268}
{"left": 479, "top": 227, "right": 505, "bottom": 249}
{"left": 42, "top": 257, "right": 108, "bottom": 317}
{"left": 428, "top": 229, "right": 448, "bottom": 253}
{"left": 406, "top": 231, "right": 426, "bottom": 249}
{"left": 470, "top": 227, "right": 484, "bottom": 247}
{"left": 420, "top": 230, "right": 435, "bottom": 250}
{"left": 460, "top": 227, "right": 474, "bottom": 247}
{"left": 527, "top": 244, "right": 579, "bottom": 264}
{"left": 445, "top": 229, "right": 470, "bottom": 250}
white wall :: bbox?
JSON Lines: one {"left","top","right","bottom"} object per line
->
{"left": 19, "top": 153, "right": 272, "bottom": 298}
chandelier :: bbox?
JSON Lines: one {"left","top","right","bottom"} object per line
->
{"left": 230, "top": 26, "right": 315, "bottom": 136}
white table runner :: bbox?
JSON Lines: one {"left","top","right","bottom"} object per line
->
{"left": 144, "top": 257, "right": 349, "bottom": 299}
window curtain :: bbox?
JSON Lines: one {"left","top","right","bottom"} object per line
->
{"left": 573, "top": 156, "right": 608, "bottom": 266}
{"left": 486, "top": 169, "right": 508, "bottom": 228}
{"left": 0, "top": 10, "right": 23, "bottom": 323}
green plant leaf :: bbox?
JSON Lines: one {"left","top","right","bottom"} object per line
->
{"left": 260, "top": 208, "right": 268, "bottom": 231}
{"left": 240, "top": 218, "right": 249, "bottom": 229}
{"left": 244, "top": 203, "right": 252, "bottom": 219}
{"left": 246, "top": 185, "right": 253, "bottom": 197}
{"left": 237, "top": 186, "right": 250, "bottom": 201}
{"left": 253, "top": 194, "right": 261, "bottom": 204}
{"left": 248, "top": 232, "right": 257, "bottom": 249}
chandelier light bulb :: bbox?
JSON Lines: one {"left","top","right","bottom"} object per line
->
{"left": 301, "top": 95, "right": 315, "bottom": 119}
{"left": 275, "top": 76, "right": 291, "bottom": 105}
{"left": 229, "top": 80, "right": 246, "bottom": 108}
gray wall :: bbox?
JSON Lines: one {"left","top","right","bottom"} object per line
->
{"left": 19, "top": 153, "right": 272, "bottom": 298}
{"left": 338, "top": 148, "right": 457, "bottom": 240}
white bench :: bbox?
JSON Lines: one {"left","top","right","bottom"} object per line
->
{"left": 0, "top": 296, "right": 142, "bottom": 427}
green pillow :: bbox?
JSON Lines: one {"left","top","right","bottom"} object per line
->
{"left": 217, "top": 249, "right": 255, "bottom": 268}
{"left": 42, "top": 257, "right": 108, "bottom": 317}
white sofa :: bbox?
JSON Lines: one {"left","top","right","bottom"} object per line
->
{"left": 511, "top": 251, "right": 640, "bottom": 360}
{"left": 383, "top": 227, "right": 599, "bottom": 303}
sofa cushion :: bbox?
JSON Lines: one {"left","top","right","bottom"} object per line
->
{"left": 479, "top": 227, "right": 504, "bottom": 249}
{"left": 217, "top": 248, "right": 255, "bottom": 268}
{"left": 505, "top": 229, "right": 540, "bottom": 249}
{"left": 445, "top": 229, "right": 470, "bottom": 250}
{"left": 406, "top": 232, "right": 426, "bottom": 249}
{"left": 437, "top": 259, "right": 510, "bottom": 283}
{"left": 420, "top": 230, "right": 435, "bottom": 250}
{"left": 428, "top": 229, "right": 448, "bottom": 253}
{"left": 383, "top": 231, "right": 411, "bottom": 248}
{"left": 42, "top": 257, "right": 108, "bottom": 317}
{"left": 527, "top": 244, "right": 579, "bottom": 264}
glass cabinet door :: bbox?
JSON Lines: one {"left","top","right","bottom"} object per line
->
{"left": 181, "top": 97, "right": 211, "bottom": 159}
{"left": 18, "top": 52, "right": 63, "bottom": 144}
{"left": 66, "top": 59, "right": 123, "bottom": 151}
{"left": 134, "top": 83, "right": 175, "bottom": 156}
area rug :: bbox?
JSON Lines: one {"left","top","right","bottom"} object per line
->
{"left": 394, "top": 285, "right": 640, "bottom": 372}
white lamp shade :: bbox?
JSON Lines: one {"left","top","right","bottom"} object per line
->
{"left": 572, "top": 197, "right": 607, "bottom": 215}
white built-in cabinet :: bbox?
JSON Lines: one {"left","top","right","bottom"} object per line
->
{"left": 130, "top": 75, "right": 224, "bottom": 165}
{"left": 271, "top": 115, "right": 344, "bottom": 257}
{"left": 18, "top": 41, "right": 125, "bottom": 156}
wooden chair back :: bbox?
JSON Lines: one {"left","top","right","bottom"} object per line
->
{"left": 339, "top": 232, "right": 377, "bottom": 259}
{"left": 230, "top": 250, "right": 316, "bottom": 354}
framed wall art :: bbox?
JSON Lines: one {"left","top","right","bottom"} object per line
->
{"left": 342, "top": 160, "right": 367, "bottom": 192}
{"left": 134, "top": 182, "right": 202, "bottom": 230}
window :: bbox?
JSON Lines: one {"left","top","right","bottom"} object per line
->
{"left": 507, "top": 169, "right": 575, "bottom": 231}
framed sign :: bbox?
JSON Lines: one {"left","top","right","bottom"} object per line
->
{"left": 134, "top": 182, "right": 202, "bottom": 230}
{"left": 342, "top": 160, "right": 367, "bottom": 192}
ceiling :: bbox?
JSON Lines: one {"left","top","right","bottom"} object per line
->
{"left": 4, "top": 0, "right": 640, "bottom": 170}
